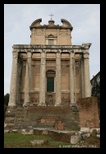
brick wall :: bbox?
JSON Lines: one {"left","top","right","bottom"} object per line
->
{"left": 77, "top": 96, "right": 99, "bottom": 128}
{"left": 5, "top": 97, "right": 99, "bottom": 130}
{"left": 5, "top": 106, "right": 79, "bottom": 130}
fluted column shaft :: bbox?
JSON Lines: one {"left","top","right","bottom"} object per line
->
{"left": 70, "top": 51, "right": 76, "bottom": 105}
{"left": 83, "top": 51, "right": 91, "bottom": 97}
{"left": 8, "top": 50, "right": 18, "bottom": 107}
{"left": 81, "top": 57, "right": 85, "bottom": 98}
{"left": 23, "top": 52, "right": 32, "bottom": 106}
{"left": 55, "top": 51, "right": 61, "bottom": 106}
{"left": 39, "top": 51, "right": 46, "bottom": 105}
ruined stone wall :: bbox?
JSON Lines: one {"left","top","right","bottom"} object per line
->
{"left": 5, "top": 106, "right": 79, "bottom": 130}
{"left": 77, "top": 96, "right": 99, "bottom": 128}
{"left": 5, "top": 97, "right": 99, "bottom": 130}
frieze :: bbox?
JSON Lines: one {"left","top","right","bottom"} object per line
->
{"left": 13, "top": 44, "right": 91, "bottom": 50}
{"left": 12, "top": 45, "right": 91, "bottom": 56}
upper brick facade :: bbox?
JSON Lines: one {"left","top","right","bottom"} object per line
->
{"left": 30, "top": 18, "right": 73, "bottom": 45}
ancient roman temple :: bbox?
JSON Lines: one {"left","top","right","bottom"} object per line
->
{"left": 5, "top": 18, "right": 99, "bottom": 130}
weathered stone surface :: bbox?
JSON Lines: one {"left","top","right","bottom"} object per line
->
{"left": 80, "top": 127, "right": 90, "bottom": 133}
{"left": 21, "top": 129, "right": 26, "bottom": 132}
{"left": 91, "top": 129, "right": 97, "bottom": 137}
{"left": 77, "top": 97, "right": 100, "bottom": 128}
{"left": 55, "top": 52, "right": 61, "bottom": 105}
{"left": 22, "top": 132, "right": 33, "bottom": 135}
{"left": 96, "top": 134, "right": 100, "bottom": 138}
{"left": 90, "top": 128, "right": 100, "bottom": 134}
{"left": 4, "top": 106, "right": 79, "bottom": 130}
{"left": 81, "top": 133, "right": 90, "bottom": 138}
{"left": 83, "top": 52, "right": 91, "bottom": 97}
{"left": 4, "top": 127, "right": 100, "bottom": 147}
{"left": 30, "top": 140, "right": 48, "bottom": 146}
{"left": 39, "top": 51, "right": 46, "bottom": 106}
{"left": 48, "top": 130, "right": 76, "bottom": 143}
{"left": 54, "top": 120, "right": 64, "bottom": 130}
{"left": 4, "top": 130, "right": 10, "bottom": 133}
{"left": 70, "top": 135, "right": 81, "bottom": 144}
{"left": 42, "top": 130, "right": 48, "bottom": 135}
{"left": 4, "top": 124, "right": 7, "bottom": 128}
{"left": 11, "top": 129, "right": 18, "bottom": 133}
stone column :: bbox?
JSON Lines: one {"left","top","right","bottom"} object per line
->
{"left": 81, "top": 56, "right": 85, "bottom": 98}
{"left": 23, "top": 51, "right": 32, "bottom": 107}
{"left": 16, "top": 55, "right": 22, "bottom": 106}
{"left": 83, "top": 51, "right": 91, "bottom": 97}
{"left": 55, "top": 51, "right": 61, "bottom": 106}
{"left": 39, "top": 50, "right": 46, "bottom": 106}
{"left": 8, "top": 50, "right": 18, "bottom": 107}
{"left": 70, "top": 51, "right": 76, "bottom": 105}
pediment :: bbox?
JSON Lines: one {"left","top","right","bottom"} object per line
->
{"left": 30, "top": 18, "right": 42, "bottom": 29}
{"left": 61, "top": 19, "right": 73, "bottom": 30}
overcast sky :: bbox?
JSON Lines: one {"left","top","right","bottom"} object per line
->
{"left": 4, "top": 4, "right": 100, "bottom": 95}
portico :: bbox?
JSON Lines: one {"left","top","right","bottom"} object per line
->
{"left": 8, "top": 18, "right": 91, "bottom": 107}
{"left": 5, "top": 18, "right": 100, "bottom": 132}
{"left": 8, "top": 44, "right": 91, "bottom": 108}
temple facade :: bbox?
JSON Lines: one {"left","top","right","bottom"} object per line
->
{"left": 8, "top": 18, "right": 91, "bottom": 108}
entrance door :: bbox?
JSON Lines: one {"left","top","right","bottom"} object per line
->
{"left": 47, "top": 77, "right": 54, "bottom": 92}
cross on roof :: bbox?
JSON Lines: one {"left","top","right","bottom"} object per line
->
{"left": 49, "top": 13, "right": 54, "bottom": 20}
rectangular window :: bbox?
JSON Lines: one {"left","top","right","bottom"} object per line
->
{"left": 47, "top": 77, "right": 54, "bottom": 92}
{"left": 48, "top": 39, "right": 54, "bottom": 45}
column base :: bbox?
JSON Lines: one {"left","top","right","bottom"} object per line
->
{"left": 8, "top": 104, "right": 16, "bottom": 108}
{"left": 38, "top": 102, "right": 46, "bottom": 106}
{"left": 23, "top": 102, "right": 29, "bottom": 107}
{"left": 54, "top": 103, "right": 62, "bottom": 106}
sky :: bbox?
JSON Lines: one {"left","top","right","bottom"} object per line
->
{"left": 4, "top": 4, "right": 100, "bottom": 95}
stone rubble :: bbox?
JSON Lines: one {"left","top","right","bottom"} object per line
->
{"left": 30, "top": 140, "right": 48, "bottom": 146}
{"left": 4, "top": 127, "right": 100, "bottom": 147}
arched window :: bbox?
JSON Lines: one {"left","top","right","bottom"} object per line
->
{"left": 46, "top": 70, "right": 55, "bottom": 92}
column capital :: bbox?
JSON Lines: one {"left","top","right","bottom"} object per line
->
{"left": 41, "top": 51, "right": 46, "bottom": 58}
{"left": 27, "top": 52, "right": 32, "bottom": 58}
{"left": 83, "top": 52, "right": 89, "bottom": 59}
{"left": 69, "top": 50, "right": 74, "bottom": 53}
{"left": 12, "top": 51, "right": 18, "bottom": 58}
{"left": 56, "top": 51, "right": 61, "bottom": 58}
{"left": 42, "top": 49, "right": 46, "bottom": 53}
{"left": 56, "top": 49, "right": 61, "bottom": 54}
{"left": 70, "top": 51, "right": 75, "bottom": 58}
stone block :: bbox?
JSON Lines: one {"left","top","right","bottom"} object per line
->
{"left": 4, "top": 130, "right": 10, "bottom": 133}
{"left": 91, "top": 129, "right": 97, "bottom": 136}
{"left": 80, "top": 127, "right": 90, "bottom": 133}
{"left": 42, "top": 130, "right": 48, "bottom": 135}
{"left": 70, "top": 135, "right": 81, "bottom": 144}
{"left": 30, "top": 140, "right": 48, "bottom": 146}
{"left": 11, "top": 129, "right": 18, "bottom": 133}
